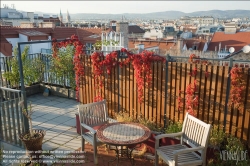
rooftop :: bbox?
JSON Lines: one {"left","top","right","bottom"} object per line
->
{"left": 1, "top": 93, "right": 165, "bottom": 166}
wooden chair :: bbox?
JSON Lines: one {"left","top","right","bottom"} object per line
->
{"left": 155, "top": 113, "right": 211, "bottom": 166}
{"left": 78, "top": 99, "right": 117, "bottom": 164}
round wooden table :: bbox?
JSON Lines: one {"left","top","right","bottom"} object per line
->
{"left": 97, "top": 122, "right": 151, "bottom": 166}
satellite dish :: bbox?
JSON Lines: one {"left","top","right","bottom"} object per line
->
{"left": 243, "top": 45, "right": 250, "bottom": 53}
{"left": 229, "top": 47, "right": 235, "bottom": 53}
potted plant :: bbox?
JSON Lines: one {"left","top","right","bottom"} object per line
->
{"left": 3, "top": 46, "right": 45, "bottom": 95}
{"left": 41, "top": 45, "right": 77, "bottom": 99}
{"left": 18, "top": 101, "right": 46, "bottom": 164}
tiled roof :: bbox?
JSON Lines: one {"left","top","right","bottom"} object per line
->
{"left": 207, "top": 32, "right": 250, "bottom": 52}
{"left": 0, "top": 34, "right": 12, "bottom": 56}
{"left": 129, "top": 39, "right": 176, "bottom": 51}
{"left": 111, "top": 25, "right": 145, "bottom": 34}
{"left": 183, "top": 38, "right": 207, "bottom": 51}
{"left": 128, "top": 25, "right": 145, "bottom": 34}
{"left": 18, "top": 30, "right": 48, "bottom": 37}
{"left": 51, "top": 27, "right": 78, "bottom": 40}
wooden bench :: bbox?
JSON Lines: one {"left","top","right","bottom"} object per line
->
{"left": 155, "top": 113, "right": 211, "bottom": 166}
{"left": 78, "top": 99, "right": 117, "bottom": 165}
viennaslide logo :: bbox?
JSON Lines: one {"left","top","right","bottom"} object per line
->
{"left": 220, "top": 147, "right": 248, "bottom": 165}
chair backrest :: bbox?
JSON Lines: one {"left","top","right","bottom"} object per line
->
{"left": 181, "top": 113, "right": 211, "bottom": 150}
{"left": 78, "top": 99, "right": 108, "bottom": 127}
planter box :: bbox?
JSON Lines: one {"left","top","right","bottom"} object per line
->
{"left": 25, "top": 84, "right": 41, "bottom": 96}
{"left": 40, "top": 84, "right": 77, "bottom": 99}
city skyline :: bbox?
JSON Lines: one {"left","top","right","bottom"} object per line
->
{"left": 1, "top": 1, "right": 250, "bottom": 14}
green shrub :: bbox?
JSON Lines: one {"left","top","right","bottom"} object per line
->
{"left": 165, "top": 121, "right": 183, "bottom": 133}
{"left": 209, "top": 125, "right": 226, "bottom": 148}
{"left": 3, "top": 46, "right": 45, "bottom": 87}
{"left": 49, "top": 45, "right": 75, "bottom": 89}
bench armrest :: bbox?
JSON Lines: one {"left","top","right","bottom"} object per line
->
{"left": 155, "top": 132, "right": 184, "bottom": 149}
{"left": 173, "top": 146, "right": 205, "bottom": 156}
{"left": 155, "top": 132, "right": 184, "bottom": 140}
{"left": 81, "top": 123, "right": 96, "bottom": 134}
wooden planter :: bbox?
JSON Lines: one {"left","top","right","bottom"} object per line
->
{"left": 25, "top": 84, "right": 41, "bottom": 96}
{"left": 40, "top": 84, "right": 76, "bottom": 99}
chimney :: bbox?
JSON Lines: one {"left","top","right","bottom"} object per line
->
{"left": 116, "top": 21, "right": 129, "bottom": 49}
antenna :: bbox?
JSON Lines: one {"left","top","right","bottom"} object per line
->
{"left": 11, "top": 4, "right": 15, "bottom": 9}
{"left": 229, "top": 47, "right": 235, "bottom": 54}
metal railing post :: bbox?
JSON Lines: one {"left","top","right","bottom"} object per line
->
{"left": 17, "top": 43, "right": 29, "bottom": 133}
{"left": 163, "top": 55, "right": 170, "bottom": 129}
{"left": 223, "top": 58, "right": 233, "bottom": 131}
{"left": 117, "top": 50, "right": 120, "bottom": 113}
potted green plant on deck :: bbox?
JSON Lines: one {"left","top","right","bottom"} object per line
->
{"left": 46, "top": 45, "right": 76, "bottom": 98}
{"left": 3, "top": 46, "right": 45, "bottom": 94}
{"left": 18, "top": 101, "right": 46, "bottom": 163}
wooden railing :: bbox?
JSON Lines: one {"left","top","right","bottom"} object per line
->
{"left": 79, "top": 55, "right": 250, "bottom": 146}
{"left": 0, "top": 87, "right": 25, "bottom": 147}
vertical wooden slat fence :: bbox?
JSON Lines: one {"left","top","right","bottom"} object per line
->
{"left": 0, "top": 87, "right": 25, "bottom": 147}
{"left": 79, "top": 55, "right": 250, "bottom": 146}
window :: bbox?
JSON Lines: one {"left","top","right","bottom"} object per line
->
{"left": 86, "top": 43, "right": 93, "bottom": 54}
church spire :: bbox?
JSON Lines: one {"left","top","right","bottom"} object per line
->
{"left": 59, "top": 9, "right": 63, "bottom": 26}
{"left": 66, "top": 9, "right": 71, "bottom": 23}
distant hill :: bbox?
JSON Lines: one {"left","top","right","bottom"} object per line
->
{"left": 33, "top": 10, "right": 250, "bottom": 20}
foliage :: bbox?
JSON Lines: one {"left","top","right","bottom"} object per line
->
{"left": 208, "top": 126, "right": 249, "bottom": 166}
{"left": 52, "top": 35, "right": 84, "bottom": 100}
{"left": 115, "top": 111, "right": 162, "bottom": 132}
{"left": 224, "top": 134, "right": 245, "bottom": 152}
{"left": 3, "top": 46, "right": 45, "bottom": 87}
{"left": 115, "top": 111, "right": 134, "bottom": 123}
{"left": 229, "top": 67, "right": 246, "bottom": 110}
{"left": 50, "top": 45, "right": 75, "bottom": 88}
{"left": 137, "top": 116, "right": 162, "bottom": 132}
{"left": 165, "top": 121, "right": 183, "bottom": 133}
{"left": 178, "top": 53, "right": 212, "bottom": 116}
{"left": 2, "top": 47, "right": 20, "bottom": 87}
{"left": 185, "top": 80, "right": 199, "bottom": 116}
{"left": 90, "top": 48, "right": 166, "bottom": 102}
{"left": 209, "top": 125, "right": 226, "bottom": 148}
{"left": 93, "top": 40, "right": 119, "bottom": 50}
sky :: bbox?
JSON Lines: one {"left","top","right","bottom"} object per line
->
{"left": 1, "top": 1, "right": 250, "bottom": 14}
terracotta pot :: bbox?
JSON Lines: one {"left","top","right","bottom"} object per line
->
{"left": 19, "top": 129, "right": 45, "bottom": 161}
